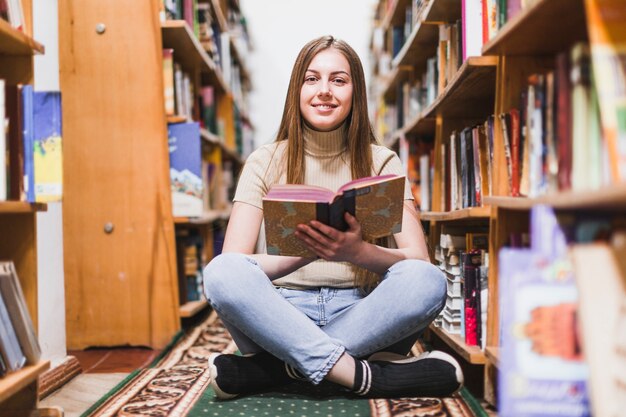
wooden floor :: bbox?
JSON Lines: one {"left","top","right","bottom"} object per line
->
{"left": 39, "top": 347, "right": 162, "bottom": 416}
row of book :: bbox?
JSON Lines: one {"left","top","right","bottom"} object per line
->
{"left": 433, "top": 228, "right": 489, "bottom": 349}
{"left": 161, "top": 0, "right": 250, "bottom": 109}
{"left": 175, "top": 222, "right": 225, "bottom": 304}
{"left": 0, "top": 261, "right": 41, "bottom": 376}
{"left": 1, "top": 81, "right": 63, "bottom": 203}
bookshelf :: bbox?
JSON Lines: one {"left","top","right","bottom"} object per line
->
{"left": 371, "top": 0, "right": 626, "bottom": 410}
{"left": 58, "top": 0, "right": 253, "bottom": 345}
{"left": 0, "top": 1, "right": 50, "bottom": 412}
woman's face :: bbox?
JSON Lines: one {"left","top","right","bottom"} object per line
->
{"left": 299, "top": 48, "right": 353, "bottom": 132}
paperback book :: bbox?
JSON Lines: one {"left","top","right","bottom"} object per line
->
{"left": 263, "top": 174, "right": 405, "bottom": 257}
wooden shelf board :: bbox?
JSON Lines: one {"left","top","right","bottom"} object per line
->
{"left": 174, "top": 208, "right": 231, "bottom": 225}
{"left": 179, "top": 299, "right": 209, "bottom": 318}
{"left": 0, "top": 19, "right": 44, "bottom": 55}
{"left": 381, "top": 0, "right": 410, "bottom": 32}
{"left": 200, "top": 128, "right": 244, "bottom": 165}
{"left": 429, "top": 324, "right": 486, "bottom": 364}
{"left": 161, "top": 20, "right": 228, "bottom": 94}
{"left": 482, "top": 0, "right": 588, "bottom": 56}
{"left": 210, "top": 0, "right": 229, "bottom": 34}
{"left": 0, "top": 360, "right": 50, "bottom": 404}
{"left": 420, "top": 206, "right": 491, "bottom": 221}
{"left": 485, "top": 183, "right": 626, "bottom": 210}
{"left": 393, "top": 19, "right": 439, "bottom": 72}
{"left": 423, "top": 0, "right": 462, "bottom": 23}
{"left": 423, "top": 56, "right": 497, "bottom": 119}
{"left": 393, "top": 0, "right": 461, "bottom": 71}
{"left": 385, "top": 114, "right": 436, "bottom": 148}
{"left": 0, "top": 202, "right": 47, "bottom": 214}
{"left": 485, "top": 346, "right": 500, "bottom": 367}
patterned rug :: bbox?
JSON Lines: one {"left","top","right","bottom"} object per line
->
{"left": 81, "top": 311, "right": 487, "bottom": 417}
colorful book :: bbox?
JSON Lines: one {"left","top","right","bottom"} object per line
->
{"left": 21, "top": 85, "right": 34, "bottom": 202}
{"left": 32, "top": 91, "right": 63, "bottom": 202}
{"left": 0, "top": 286, "right": 26, "bottom": 372}
{"left": 263, "top": 175, "right": 405, "bottom": 257}
{"left": 163, "top": 49, "right": 175, "bottom": 116}
{"left": 168, "top": 122, "right": 203, "bottom": 217}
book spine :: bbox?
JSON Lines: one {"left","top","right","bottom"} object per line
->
{"left": 21, "top": 85, "right": 34, "bottom": 203}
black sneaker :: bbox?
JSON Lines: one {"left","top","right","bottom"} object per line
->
{"left": 208, "top": 352, "right": 294, "bottom": 400}
{"left": 354, "top": 350, "right": 464, "bottom": 398}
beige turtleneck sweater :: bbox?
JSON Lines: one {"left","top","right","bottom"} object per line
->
{"left": 233, "top": 123, "right": 413, "bottom": 289}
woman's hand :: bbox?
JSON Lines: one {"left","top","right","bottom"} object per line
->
{"left": 295, "top": 212, "right": 364, "bottom": 263}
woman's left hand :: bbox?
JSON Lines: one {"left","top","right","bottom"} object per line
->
{"left": 295, "top": 212, "right": 364, "bottom": 263}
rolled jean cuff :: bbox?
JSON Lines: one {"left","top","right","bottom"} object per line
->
{"left": 308, "top": 344, "right": 346, "bottom": 385}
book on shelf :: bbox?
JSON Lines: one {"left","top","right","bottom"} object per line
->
{"left": 498, "top": 206, "right": 591, "bottom": 416}
{"left": 585, "top": 0, "right": 626, "bottom": 183}
{"left": 168, "top": 121, "right": 203, "bottom": 217}
{"left": 0, "top": 274, "right": 26, "bottom": 373}
{"left": 0, "top": 261, "right": 41, "bottom": 365}
{"left": 263, "top": 174, "right": 405, "bottom": 257}
{"left": 4, "top": 84, "right": 24, "bottom": 201}
{"left": 21, "top": 86, "right": 63, "bottom": 203}
{"left": 163, "top": 49, "right": 175, "bottom": 116}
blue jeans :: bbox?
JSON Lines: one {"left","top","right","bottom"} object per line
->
{"left": 203, "top": 253, "right": 446, "bottom": 384}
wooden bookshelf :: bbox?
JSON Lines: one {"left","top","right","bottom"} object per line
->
{"left": 380, "top": 0, "right": 409, "bottom": 32}
{"left": 161, "top": 20, "right": 228, "bottom": 94}
{"left": 429, "top": 325, "right": 486, "bottom": 365}
{"left": 0, "top": 202, "right": 47, "bottom": 214}
{"left": 484, "top": 346, "right": 500, "bottom": 367}
{"left": 200, "top": 128, "right": 244, "bottom": 165}
{"left": 423, "top": 56, "right": 497, "bottom": 119}
{"left": 0, "top": 1, "right": 49, "bottom": 411}
{"left": 174, "top": 208, "right": 231, "bottom": 225}
{"left": 420, "top": 206, "right": 491, "bottom": 221}
{"left": 482, "top": 0, "right": 588, "bottom": 56}
{"left": 0, "top": 19, "right": 44, "bottom": 55}
{"left": 0, "top": 361, "right": 49, "bottom": 406}
{"left": 179, "top": 299, "right": 210, "bottom": 318}
{"left": 485, "top": 183, "right": 626, "bottom": 210}
{"left": 393, "top": 0, "right": 462, "bottom": 70}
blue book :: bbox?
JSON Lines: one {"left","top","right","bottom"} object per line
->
{"left": 21, "top": 87, "right": 63, "bottom": 203}
{"left": 168, "top": 122, "right": 203, "bottom": 217}
{"left": 21, "top": 85, "right": 35, "bottom": 202}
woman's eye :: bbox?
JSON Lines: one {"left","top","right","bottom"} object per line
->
{"left": 332, "top": 78, "right": 347, "bottom": 85}
{"left": 304, "top": 76, "right": 318, "bottom": 83}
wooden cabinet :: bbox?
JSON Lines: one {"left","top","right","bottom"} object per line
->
{"left": 0, "top": 3, "right": 51, "bottom": 411}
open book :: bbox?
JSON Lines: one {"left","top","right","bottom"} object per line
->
{"left": 262, "top": 174, "right": 405, "bottom": 256}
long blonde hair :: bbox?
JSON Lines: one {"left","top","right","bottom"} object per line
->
{"left": 275, "top": 36, "right": 385, "bottom": 290}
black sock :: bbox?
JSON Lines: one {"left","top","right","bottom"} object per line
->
{"left": 212, "top": 352, "right": 294, "bottom": 395}
{"left": 352, "top": 352, "right": 463, "bottom": 398}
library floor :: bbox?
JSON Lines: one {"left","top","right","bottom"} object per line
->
{"left": 39, "top": 348, "right": 162, "bottom": 417}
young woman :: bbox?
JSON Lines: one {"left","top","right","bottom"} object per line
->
{"left": 203, "top": 35, "right": 463, "bottom": 399}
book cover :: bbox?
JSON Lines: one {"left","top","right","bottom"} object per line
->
{"left": 263, "top": 175, "right": 405, "bottom": 257}
{"left": 498, "top": 248, "right": 591, "bottom": 417}
{"left": 32, "top": 91, "right": 63, "bottom": 203}
{"left": 0, "top": 262, "right": 41, "bottom": 364}
{"left": 168, "top": 122, "right": 203, "bottom": 217}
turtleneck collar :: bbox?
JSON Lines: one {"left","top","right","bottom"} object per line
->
{"left": 303, "top": 122, "right": 347, "bottom": 158}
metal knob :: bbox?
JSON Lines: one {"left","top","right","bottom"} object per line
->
{"left": 104, "top": 222, "right": 114, "bottom": 234}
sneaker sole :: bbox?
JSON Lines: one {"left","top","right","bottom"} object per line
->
{"left": 208, "top": 353, "right": 238, "bottom": 400}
